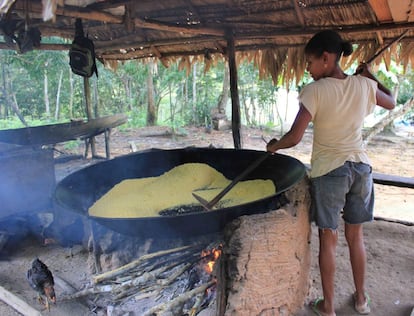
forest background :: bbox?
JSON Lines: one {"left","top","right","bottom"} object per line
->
{"left": 0, "top": 38, "right": 413, "bottom": 141}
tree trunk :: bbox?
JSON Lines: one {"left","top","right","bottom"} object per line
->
{"left": 217, "top": 65, "right": 230, "bottom": 114}
{"left": 84, "top": 77, "right": 93, "bottom": 120}
{"left": 192, "top": 62, "right": 197, "bottom": 125}
{"left": 284, "top": 88, "right": 290, "bottom": 122}
{"left": 11, "top": 92, "right": 28, "bottom": 126}
{"left": 169, "top": 82, "right": 175, "bottom": 130}
{"left": 44, "top": 68, "right": 50, "bottom": 119}
{"left": 182, "top": 77, "right": 188, "bottom": 118}
{"left": 146, "top": 60, "right": 157, "bottom": 126}
{"left": 54, "top": 70, "right": 63, "bottom": 120}
{"left": 83, "top": 76, "right": 97, "bottom": 157}
{"left": 363, "top": 97, "right": 414, "bottom": 144}
{"left": 249, "top": 92, "right": 256, "bottom": 126}
{"left": 121, "top": 75, "right": 132, "bottom": 111}
{"left": 241, "top": 89, "right": 250, "bottom": 125}
{"left": 93, "top": 77, "right": 99, "bottom": 118}
{"left": 69, "top": 69, "right": 74, "bottom": 118}
{"left": 3, "top": 66, "right": 27, "bottom": 126}
{"left": 1, "top": 62, "right": 7, "bottom": 118}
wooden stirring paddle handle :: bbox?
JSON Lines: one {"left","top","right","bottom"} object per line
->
{"left": 193, "top": 152, "right": 271, "bottom": 210}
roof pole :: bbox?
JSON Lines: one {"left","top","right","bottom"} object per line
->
{"left": 226, "top": 30, "right": 242, "bottom": 149}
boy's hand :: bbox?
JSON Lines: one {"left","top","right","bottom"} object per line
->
{"left": 355, "top": 63, "right": 371, "bottom": 76}
{"left": 266, "top": 138, "right": 278, "bottom": 153}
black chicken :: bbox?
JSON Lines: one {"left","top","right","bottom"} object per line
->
{"left": 27, "top": 258, "right": 56, "bottom": 311}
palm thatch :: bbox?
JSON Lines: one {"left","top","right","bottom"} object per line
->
{"left": 1, "top": 0, "right": 414, "bottom": 84}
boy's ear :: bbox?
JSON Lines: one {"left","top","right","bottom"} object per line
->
{"left": 322, "top": 51, "right": 329, "bottom": 62}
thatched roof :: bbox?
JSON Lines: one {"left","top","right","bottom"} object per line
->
{"left": 1, "top": 0, "right": 414, "bottom": 83}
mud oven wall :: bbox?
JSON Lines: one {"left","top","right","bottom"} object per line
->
{"left": 222, "top": 177, "right": 311, "bottom": 316}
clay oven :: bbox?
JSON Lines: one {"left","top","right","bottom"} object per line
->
{"left": 54, "top": 147, "right": 311, "bottom": 315}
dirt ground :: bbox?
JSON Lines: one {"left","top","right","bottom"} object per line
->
{"left": 0, "top": 126, "right": 413, "bottom": 316}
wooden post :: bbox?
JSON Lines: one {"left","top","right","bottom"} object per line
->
{"left": 83, "top": 76, "right": 97, "bottom": 157}
{"left": 226, "top": 30, "right": 242, "bottom": 149}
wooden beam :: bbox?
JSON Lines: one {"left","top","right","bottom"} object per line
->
{"left": 12, "top": 1, "right": 123, "bottom": 24}
{"left": 375, "top": 31, "right": 384, "bottom": 45}
{"left": 12, "top": 1, "right": 225, "bottom": 37}
{"left": 97, "top": 35, "right": 414, "bottom": 61}
{"left": 2, "top": 34, "right": 413, "bottom": 61}
{"left": 368, "top": 0, "right": 393, "bottom": 23}
{"left": 291, "top": 0, "right": 305, "bottom": 26}
{"left": 230, "top": 22, "right": 414, "bottom": 41}
{"left": 133, "top": 17, "right": 225, "bottom": 36}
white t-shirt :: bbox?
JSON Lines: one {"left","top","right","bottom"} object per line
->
{"left": 299, "top": 75, "right": 377, "bottom": 178}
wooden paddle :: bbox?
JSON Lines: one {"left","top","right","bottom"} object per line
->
{"left": 192, "top": 151, "right": 272, "bottom": 210}
{"left": 355, "top": 29, "right": 408, "bottom": 74}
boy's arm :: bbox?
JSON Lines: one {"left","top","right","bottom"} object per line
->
{"left": 266, "top": 104, "right": 311, "bottom": 153}
{"left": 356, "top": 63, "right": 396, "bottom": 110}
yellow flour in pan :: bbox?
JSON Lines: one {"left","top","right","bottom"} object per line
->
{"left": 89, "top": 163, "right": 276, "bottom": 218}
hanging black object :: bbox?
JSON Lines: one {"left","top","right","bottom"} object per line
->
{"left": 69, "top": 19, "right": 98, "bottom": 78}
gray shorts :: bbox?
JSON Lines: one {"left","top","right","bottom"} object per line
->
{"left": 310, "top": 161, "right": 374, "bottom": 229}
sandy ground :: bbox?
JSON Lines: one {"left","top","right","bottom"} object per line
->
{"left": 0, "top": 126, "right": 413, "bottom": 316}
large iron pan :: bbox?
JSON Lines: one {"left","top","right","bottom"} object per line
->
{"left": 54, "top": 148, "right": 306, "bottom": 238}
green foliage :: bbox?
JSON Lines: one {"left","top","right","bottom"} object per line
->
{"left": 62, "top": 140, "right": 82, "bottom": 151}
{"left": 396, "top": 65, "right": 414, "bottom": 106}
{"left": 0, "top": 46, "right": 413, "bottom": 131}
{"left": 124, "top": 109, "right": 146, "bottom": 129}
{"left": 0, "top": 116, "right": 67, "bottom": 130}
{"left": 0, "top": 117, "right": 24, "bottom": 129}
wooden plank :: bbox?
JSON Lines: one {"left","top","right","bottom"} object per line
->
{"left": 387, "top": 0, "right": 413, "bottom": 23}
{"left": 373, "top": 172, "right": 414, "bottom": 189}
{"left": 368, "top": 0, "right": 393, "bottom": 22}
{"left": 0, "top": 285, "right": 42, "bottom": 316}
{"left": 304, "top": 164, "right": 414, "bottom": 189}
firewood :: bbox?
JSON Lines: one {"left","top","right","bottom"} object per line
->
{"left": 189, "top": 293, "right": 204, "bottom": 316}
{"left": 134, "top": 291, "right": 158, "bottom": 301}
{"left": 63, "top": 242, "right": 218, "bottom": 314}
{"left": 62, "top": 284, "right": 114, "bottom": 300}
{"left": 92, "top": 245, "right": 194, "bottom": 284}
{"left": 65, "top": 262, "right": 187, "bottom": 301}
{"left": 157, "top": 263, "right": 192, "bottom": 286}
{"left": 142, "top": 280, "right": 216, "bottom": 316}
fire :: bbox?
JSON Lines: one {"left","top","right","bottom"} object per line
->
{"left": 201, "top": 246, "right": 222, "bottom": 274}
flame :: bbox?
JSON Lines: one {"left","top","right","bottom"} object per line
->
{"left": 202, "top": 246, "right": 222, "bottom": 274}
